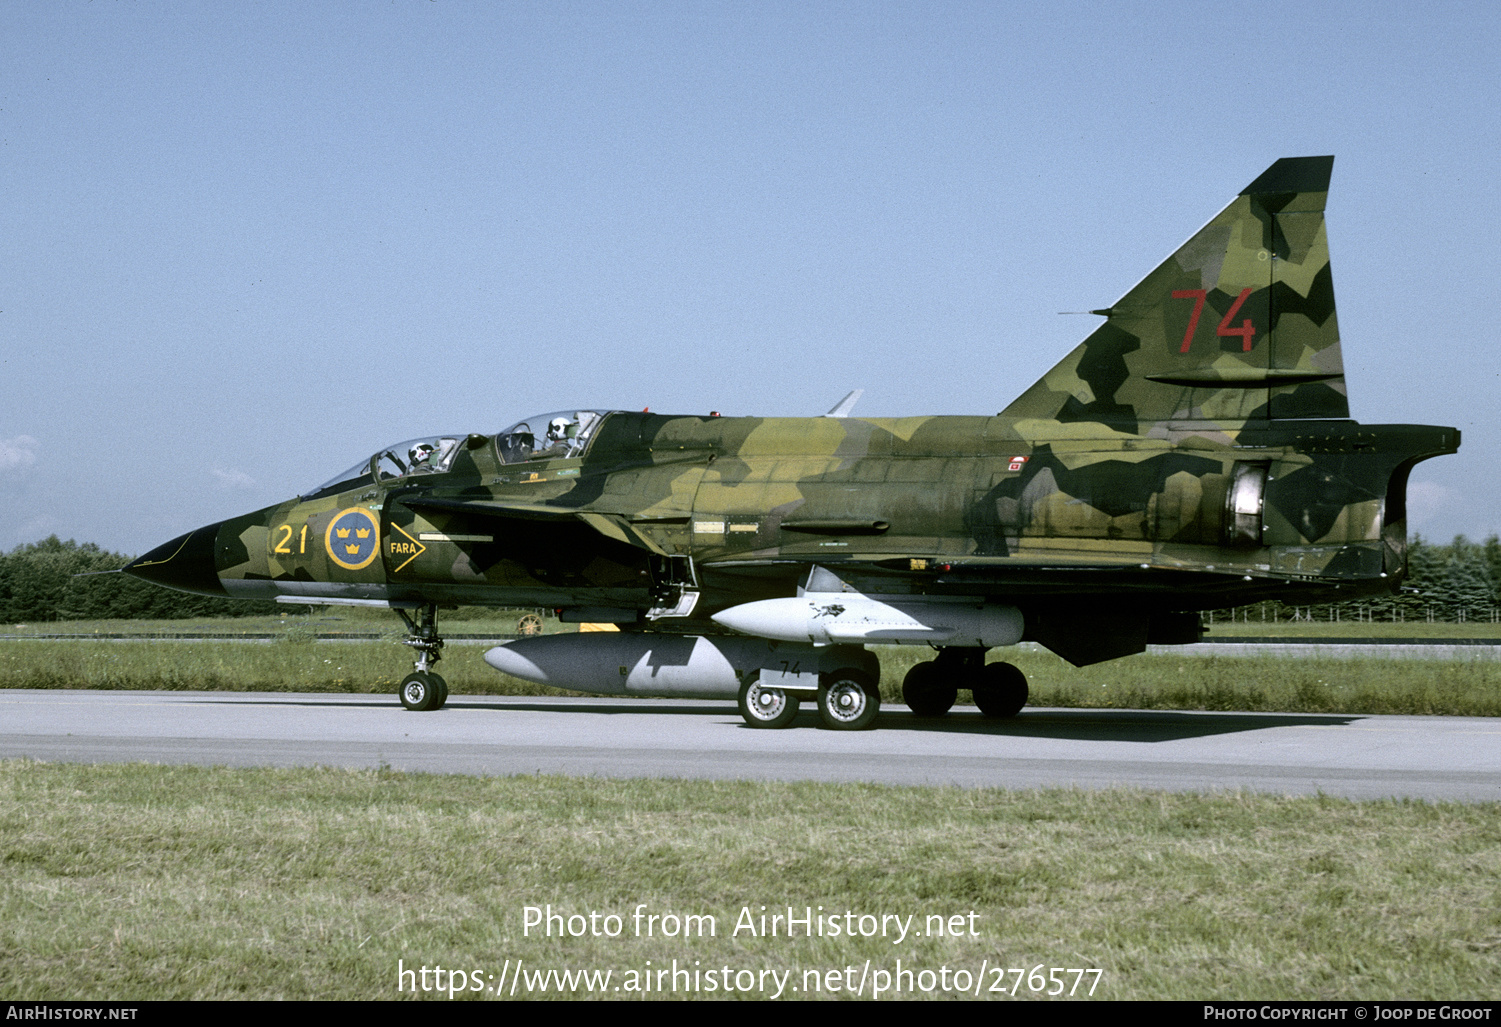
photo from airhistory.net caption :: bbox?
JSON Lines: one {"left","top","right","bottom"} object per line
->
{"left": 399, "top": 901, "right": 1075, "bottom": 999}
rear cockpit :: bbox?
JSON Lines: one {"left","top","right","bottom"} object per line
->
{"left": 495, "top": 410, "right": 607, "bottom": 463}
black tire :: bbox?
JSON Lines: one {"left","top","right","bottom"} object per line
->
{"left": 399, "top": 671, "right": 442, "bottom": 712}
{"left": 737, "top": 676, "right": 799, "bottom": 729}
{"left": 817, "top": 671, "right": 880, "bottom": 731}
{"left": 972, "top": 662, "right": 1028, "bottom": 718}
{"left": 902, "top": 661, "right": 957, "bottom": 717}
{"left": 430, "top": 673, "right": 449, "bottom": 710}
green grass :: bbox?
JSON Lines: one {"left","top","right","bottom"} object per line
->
{"left": 881, "top": 648, "right": 1501, "bottom": 718}
{"left": 0, "top": 639, "right": 578, "bottom": 698}
{"left": 1, "top": 761, "right": 1497, "bottom": 1001}
{"left": 5, "top": 638, "right": 1501, "bottom": 715}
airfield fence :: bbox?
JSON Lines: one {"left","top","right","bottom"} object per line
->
{"left": 1208, "top": 602, "right": 1501, "bottom": 626}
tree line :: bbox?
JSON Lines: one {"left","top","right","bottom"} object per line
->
{"left": 1214, "top": 535, "right": 1501, "bottom": 624}
{"left": 1395, "top": 534, "right": 1501, "bottom": 620}
{"left": 0, "top": 536, "right": 280, "bottom": 623}
{"left": 2, "top": 533, "right": 1499, "bottom": 625}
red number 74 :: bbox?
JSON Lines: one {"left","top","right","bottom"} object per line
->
{"left": 1171, "top": 288, "right": 1255, "bottom": 353}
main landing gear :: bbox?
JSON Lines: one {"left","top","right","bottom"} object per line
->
{"left": 736, "top": 667, "right": 882, "bottom": 731}
{"left": 902, "top": 647, "right": 1028, "bottom": 719}
{"left": 816, "top": 669, "right": 881, "bottom": 731}
{"left": 395, "top": 603, "right": 448, "bottom": 712}
{"left": 737, "top": 676, "right": 800, "bottom": 729}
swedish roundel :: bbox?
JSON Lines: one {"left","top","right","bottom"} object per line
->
{"left": 325, "top": 508, "right": 380, "bottom": 571}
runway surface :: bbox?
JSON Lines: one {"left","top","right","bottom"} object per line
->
{"left": 2, "top": 689, "right": 1498, "bottom": 801}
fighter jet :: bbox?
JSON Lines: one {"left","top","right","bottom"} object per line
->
{"left": 125, "top": 156, "right": 1458, "bottom": 730}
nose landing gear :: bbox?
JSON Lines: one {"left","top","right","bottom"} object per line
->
{"left": 396, "top": 603, "right": 448, "bottom": 711}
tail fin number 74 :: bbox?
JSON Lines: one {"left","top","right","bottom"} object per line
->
{"left": 1172, "top": 287, "right": 1255, "bottom": 352}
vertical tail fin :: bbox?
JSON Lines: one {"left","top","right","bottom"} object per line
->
{"left": 1002, "top": 156, "right": 1345, "bottom": 431}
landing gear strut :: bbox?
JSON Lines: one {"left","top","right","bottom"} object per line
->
{"left": 395, "top": 603, "right": 448, "bottom": 711}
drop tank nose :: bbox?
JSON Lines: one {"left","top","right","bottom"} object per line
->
{"left": 123, "top": 521, "right": 229, "bottom": 597}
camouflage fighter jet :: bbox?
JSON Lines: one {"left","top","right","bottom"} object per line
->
{"left": 125, "top": 156, "right": 1458, "bottom": 730}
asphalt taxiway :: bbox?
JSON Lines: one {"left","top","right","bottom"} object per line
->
{"left": 2, "top": 689, "right": 1497, "bottom": 801}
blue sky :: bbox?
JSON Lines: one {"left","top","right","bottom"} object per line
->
{"left": 3, "top": 1, "right": 1498, "bottom": 555}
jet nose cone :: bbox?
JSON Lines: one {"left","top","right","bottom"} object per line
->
{"left": 124, "top": 522, "right": 228, "bottom": 597}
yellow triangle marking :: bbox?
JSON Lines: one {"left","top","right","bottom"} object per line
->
{"left": 391, "top": 522, "right": 427, "bottom": 573}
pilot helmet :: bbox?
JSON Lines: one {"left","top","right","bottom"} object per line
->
{"left": 410, "top": 443, "right": 435, "bottom": 463}
{"left": 548, "top": 416, "right": 571, "bottom": 439}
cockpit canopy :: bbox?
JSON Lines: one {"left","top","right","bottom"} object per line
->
{"left": 495, "top": 410, "right": 606, "bottom": 464}
{"left": 304, "top": 434, "right": 465, "bottom": 499}
{"left": 301, "top": 412, "right": 613, "bottom": 499}
{"left": 374, "top": 436, "right": 462, "bottom": 481}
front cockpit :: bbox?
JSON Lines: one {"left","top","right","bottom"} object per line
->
{"left": 301, "top": 434, "right": 467, "bottom": 500}
{"left": 375, "top": 436, "right": 463, "bottom": 481}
